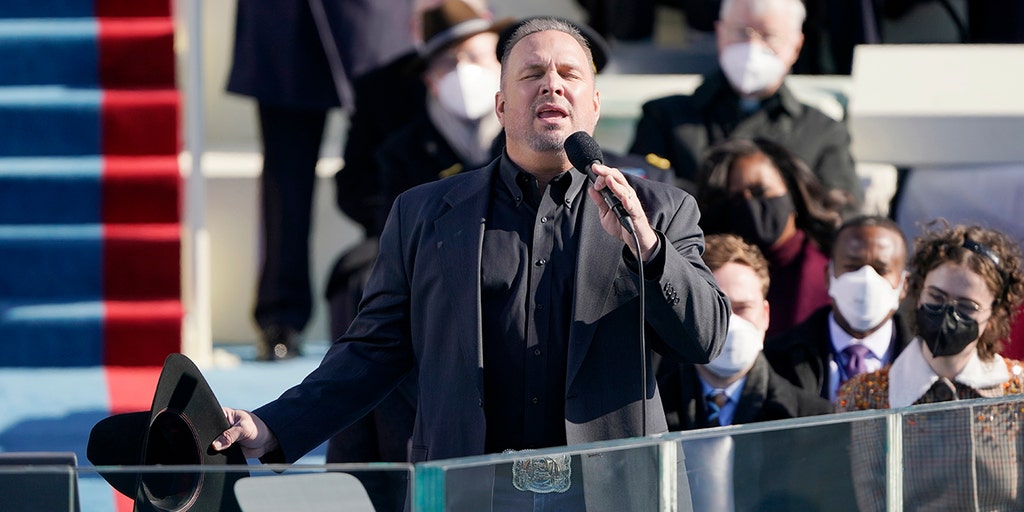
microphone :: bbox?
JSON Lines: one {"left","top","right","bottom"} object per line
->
{"left": 564, "top": 131, "right": 635, "bottom": 234}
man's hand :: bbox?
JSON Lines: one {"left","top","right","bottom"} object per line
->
{"left": 212, "top": 408, "right": 279, "bottom": 459}
{"left": 587, "top": 163, "right": 659, "bottom": 260}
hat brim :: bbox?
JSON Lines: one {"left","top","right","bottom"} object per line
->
{"left": 496, "top": 17, "right": 611, "bottom": 73}
{"left": 410, "top": 17, "right": 516, "bottom": 74}
{"left": 87, "top": 353, "right": 248, "bottom": 512}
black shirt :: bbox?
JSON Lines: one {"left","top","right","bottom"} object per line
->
{"left": 481, "top": 154, "right": 586, "bottom": 453}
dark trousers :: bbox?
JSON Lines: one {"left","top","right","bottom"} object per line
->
{"left": 253, "top": 103, "right": 325, "bottom": 332}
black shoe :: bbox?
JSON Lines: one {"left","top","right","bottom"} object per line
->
{"left": 257, "top": 326, "right": 301, "bottom": 361}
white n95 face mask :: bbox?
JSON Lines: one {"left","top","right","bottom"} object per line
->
{"left": 704, "top": 314, "right": 764, "bottom": 378}
{"left": 719, "top": 42, "right": 786, "bottom": 96}
{"left": 436, "top": 63, "right": 499, "bottom": 120}
{"left": 828, "top": 264, "right": 905, "bottom": 333}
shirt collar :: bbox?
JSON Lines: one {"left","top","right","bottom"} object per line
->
{"left": 498, "top": 151, "right": 586, "bottom": 208}
{"left": 828, "top": 311, "right": 895, "bottom": 361}
{"left": 888, "top": 337, "right": 1010, "bottom": 408}
{"left": 699, "top": 374, "right": 747, "bottom": 404}
{"left": 498, "top": 151, "right": 526, "bottom": 204}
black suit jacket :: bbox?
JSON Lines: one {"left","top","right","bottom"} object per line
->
{"left": 763, "top": 306, "right": 913, "bottom": 399}
{"left": 657, "top": 354, "right": 835, "bottom": 511}
{"left": 657, "top": 353, "right": 833, "bottom": 432}
{"left": 628, "top": 71, "right": 862, "bottom": 206}
{"left": 256, "top": 153, "right": 728, "bottom": 456}
{"left": 755, "top": 306, "right": 913, "bottom": 512}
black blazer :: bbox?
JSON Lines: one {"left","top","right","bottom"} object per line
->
{"left": 256, "top": 157, "right": 729, "bottom": 461}
{"left": 657, "top": 353, "right": 834, "bottom": 432}
{"left": 764, "top": 306, "right": 913, "bottom": 399}
{"left": 759, "top": 306, "right": 911, "bottom": 512}
{"left": 256, "top": 158, "right": 728, "bottom": 510}
{"left": 657, "top": 354, "right": 835, "bottom": 511}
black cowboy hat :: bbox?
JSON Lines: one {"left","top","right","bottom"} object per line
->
{"left": 87, "top": 353, "right": 248, "bottom": 512}
{"left": 495, "top": 16, "right": 611, "bottom": 73}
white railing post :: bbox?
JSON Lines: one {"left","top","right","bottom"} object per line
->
{"left": 179, "top": 0, "right": 213, "bottom": 366}
{"left": 885, "top": 411, "right": 903, "bottom": 511}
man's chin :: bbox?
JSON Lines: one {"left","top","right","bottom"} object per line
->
{"left": 527, "top": 131, "right": 568, "bottom": 153}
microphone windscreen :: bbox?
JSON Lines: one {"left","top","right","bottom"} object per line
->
{"left": 564, "top": 131, "right": 603, "bottom": 175}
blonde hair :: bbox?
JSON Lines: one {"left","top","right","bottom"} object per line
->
{"left": 702, "top": 233, "right": 771, "bottom": 297}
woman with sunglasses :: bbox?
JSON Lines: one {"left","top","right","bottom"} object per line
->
{"left": 837, "top": 222, "right": 1024, "bottom": 511}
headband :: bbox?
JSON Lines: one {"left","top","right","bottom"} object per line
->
{"left": 963, "top": 238, "right": 1008, "bottom": 299}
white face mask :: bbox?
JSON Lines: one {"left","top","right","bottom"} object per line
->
{"left": 828, "top": 264, "right": 906, "bottom": 333}
{"left": 435, "top": 63, "right": 499, "bottom": 120}
{"left": 704, "top": 314, "right": 764, "bottom": 378}
{"left": 719, "top": 42, "right": 787, "bottom": 96}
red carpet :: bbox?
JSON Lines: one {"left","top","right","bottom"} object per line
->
{"left": 98, "top": 0, "right": 182, "bottom": 367}
{"left": 0, "top": 0, "right": 182, "bottom": 367}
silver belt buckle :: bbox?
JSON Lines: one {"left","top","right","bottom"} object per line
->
{"left": 503, "top": 449, "right": 572, "bottom": 494}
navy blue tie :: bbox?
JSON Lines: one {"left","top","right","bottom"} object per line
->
{"left": 706, "top": 392, "right": 728, "bottom": 427}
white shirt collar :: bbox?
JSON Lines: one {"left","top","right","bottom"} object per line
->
{"left": 828, "top": 311, "right": 894, "bottom": 361}
{"left": 888, "top": 337, "right": 1010, "bottom": 408}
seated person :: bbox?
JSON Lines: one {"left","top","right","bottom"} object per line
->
{"left": 657, "top": 233, "right": 832, "bottom": 511}
{"left": 658, "top": 233, "right": 833, "bottom": 430}
{"left": 695, "top": 137, "right": 847, "bottom": 336}
{"left": 765, "top": 215, "right": 914, "bottom": 401}
{"left": 628, "top": 0, "right": 862, "bottom": 208}
{"left": 373, "top": 1, "right": 511, "bottom": 233}
{"left": 838, "top": 222, "right": 1024, "bottom": 511}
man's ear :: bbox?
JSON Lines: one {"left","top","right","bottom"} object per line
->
{"left": 760, "top": 299, "right": 771, "bottom": 335}
{"left": 789, "top": 32, "right": 805, "bottom": 66}
{"left": 495, "top": 91, "right": 505, "bottom": 125}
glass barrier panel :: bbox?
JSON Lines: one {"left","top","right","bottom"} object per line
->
{"left": 70, "top": 463, "right": 412, "bottom": 512}
{"left": 6, "top": 396, "right": 1024, "bottom": 511}
{"left": 666, "top": 410, "right": 893, "bottom": 512}
{"left": 415, "top": 436, "right": 679, "bottom": 512}
{"left": 0, "top": 464, "right": 79, "bottom": 512}
{"left": 881, "top": 395, "right": 1024, "bottom": 512}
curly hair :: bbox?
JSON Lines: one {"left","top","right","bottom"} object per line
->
{"left": 907, "top": 221, "right": 1024, "bottom": 360}
{"left": 702, "top": 233, "right": 771, "bottom": 297}
{"left": 695, "top": 138, "right": 849, "bottom": 254}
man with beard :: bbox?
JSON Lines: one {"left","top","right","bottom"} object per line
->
{"left": 215, "top": 17, "right": 728, "bottom": 511}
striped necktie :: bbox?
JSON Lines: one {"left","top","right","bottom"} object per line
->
{"left": 706, "top": 391, "right": 729, "bottom": 427}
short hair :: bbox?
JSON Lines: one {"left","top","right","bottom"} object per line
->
{"left": 703, "top": 233, "right": 771, "bottom": 297}
{"left": 696, "top": 137, "right": 849, "bottom": 254}
{"left": 498, "top": 17, "right": 594, "bottom": 84}
{"left": 833, "top": 214, "right": 908, "bottom": 261}
{"left": 907, "top": 221, "right": 1024, "bottom": 360}
{"left": 720, "top": 0, "right": 807, "bottom": 33}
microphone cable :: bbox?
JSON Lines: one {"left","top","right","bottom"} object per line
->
{"left": 632, "top": 228, "right": 647, "bottom": 438}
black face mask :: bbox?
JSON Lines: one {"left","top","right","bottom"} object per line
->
{"left": 728, "top": 194, "right": 794, "bottom": 249}
{"left": 916, "top": 303, "right": 980, "bottom": 357}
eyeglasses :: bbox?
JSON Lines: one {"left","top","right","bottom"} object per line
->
{"left": 922, "top": 288, "right": 990, "bottom": 320}
{"left": 720, "top": 23, "right": 790, "bottom": 50}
